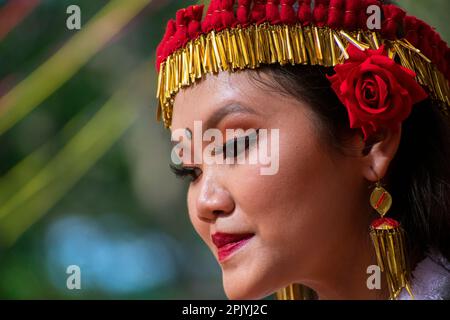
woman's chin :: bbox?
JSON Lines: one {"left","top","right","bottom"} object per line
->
{"left": 224, "top": 287, "right": 268, "bottom": 300}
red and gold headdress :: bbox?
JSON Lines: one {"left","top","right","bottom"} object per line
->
{"left": 155, "top": 0, "right": 449, "bottom": 130}
{"left": 154, "top": 0, "right": 450, "bottom": 300}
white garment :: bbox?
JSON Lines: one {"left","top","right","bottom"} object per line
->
{"left": 398, "top": 248, "right": 450, "bottom": 300}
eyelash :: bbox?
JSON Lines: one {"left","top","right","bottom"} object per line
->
{"left": 169, "top": 129, "right": 260, "bottom": 182}
{"left": 170, "top": 164, "right": 203, "bottom": 182}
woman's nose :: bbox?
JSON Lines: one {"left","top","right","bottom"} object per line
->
{"left": 196, "top": 178, "right": 235, "bottom": 222}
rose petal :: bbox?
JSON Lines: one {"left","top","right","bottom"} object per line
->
{"left": 374, "top": 74, "right": 388, "bottom": 109}
{"left": 346, "top": 44, "right": 368, "bottom": 62}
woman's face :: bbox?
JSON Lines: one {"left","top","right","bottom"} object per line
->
{"left": 171, "top": 70, "right": 373, "bottom": 299}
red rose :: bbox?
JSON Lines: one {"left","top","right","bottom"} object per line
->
{"left": 327, "top": 44, "right": 428, "bottom": 139}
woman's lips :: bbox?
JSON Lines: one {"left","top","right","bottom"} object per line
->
{"left": 211, "top": 232, "right": 254, "bottom": 262}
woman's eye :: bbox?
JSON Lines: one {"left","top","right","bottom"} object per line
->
{"left": 218, "top": 129, "right": 259, "bottom": 159}
{"left": 169, "top": 164, "right": 202, "bottom": 182}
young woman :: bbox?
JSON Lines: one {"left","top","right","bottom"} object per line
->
{"left": 154, "top": 0, "right": 450, "bottom": 300}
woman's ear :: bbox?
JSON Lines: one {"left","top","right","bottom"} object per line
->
{"left": 361, "top": 125, "right": 402, "bottom": 182}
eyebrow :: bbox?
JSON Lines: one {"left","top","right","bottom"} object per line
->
{"left": 204, "top": 103, "right": 259, "bottom": 130}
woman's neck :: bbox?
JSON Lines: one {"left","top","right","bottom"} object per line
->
{"left": 302, "top": 232, "right": 391, "bottom": 300}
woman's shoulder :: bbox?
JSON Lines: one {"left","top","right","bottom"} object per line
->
{"left": 398, "top": 248, "right": 450, "bottom": 300}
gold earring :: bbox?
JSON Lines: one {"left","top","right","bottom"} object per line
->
{"left": 369, "top": 181, "right": 413, "bottom": 299}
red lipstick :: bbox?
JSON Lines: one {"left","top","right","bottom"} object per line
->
{"left": 211, "top": 232, "right": 254, "bottom": 262}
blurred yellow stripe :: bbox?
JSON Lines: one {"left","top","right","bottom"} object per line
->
{"left": 0, "top": 60, "right": 153, "bottom": 246}
{"left": 0, "top": 0, "right": 152, "bottom": 136}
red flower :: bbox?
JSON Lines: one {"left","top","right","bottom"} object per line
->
{"left": 327, "top": 44, "right": 428, "bottom": 139}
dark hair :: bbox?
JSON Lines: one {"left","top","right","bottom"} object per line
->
{"left": 248, "top": 63, "right": 450, "bottom": 267}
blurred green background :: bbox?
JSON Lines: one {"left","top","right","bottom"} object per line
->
{"left": 0, "top": 0, "right": 448, "bottom": 299}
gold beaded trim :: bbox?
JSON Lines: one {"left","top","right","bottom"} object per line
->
{"left": 156, "top": 23, "right": 450, "bottom": 128}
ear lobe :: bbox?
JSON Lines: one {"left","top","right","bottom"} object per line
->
{"left": 362, "top": 125, "right": 402, "bottom": 182}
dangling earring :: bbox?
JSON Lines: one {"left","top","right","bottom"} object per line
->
{"left": 369, "top": 180, "right": 413, "bottom": 299}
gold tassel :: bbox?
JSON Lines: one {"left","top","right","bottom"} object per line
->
{"left": 369, "top": 182, "right": 413, "bottom": 299}
{"left": 275, "top": 283, "right": 316, "bottom": 300}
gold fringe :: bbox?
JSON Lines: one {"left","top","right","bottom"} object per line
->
{"left": 275, "top": 283, "right": 316, "bottom": 300}
{"left": 156, "top": 24, "right": 450, "bottom": 128}
{"left": 370, "top": 226, "right": 414, "bottom": 299}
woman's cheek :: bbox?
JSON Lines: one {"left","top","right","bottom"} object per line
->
{"left": 228, "top": 163, "right": 271, "bottom": 213}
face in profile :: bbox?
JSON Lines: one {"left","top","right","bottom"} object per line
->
{"left": 170, "top": 69, "right": 391, "bottom": 300}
